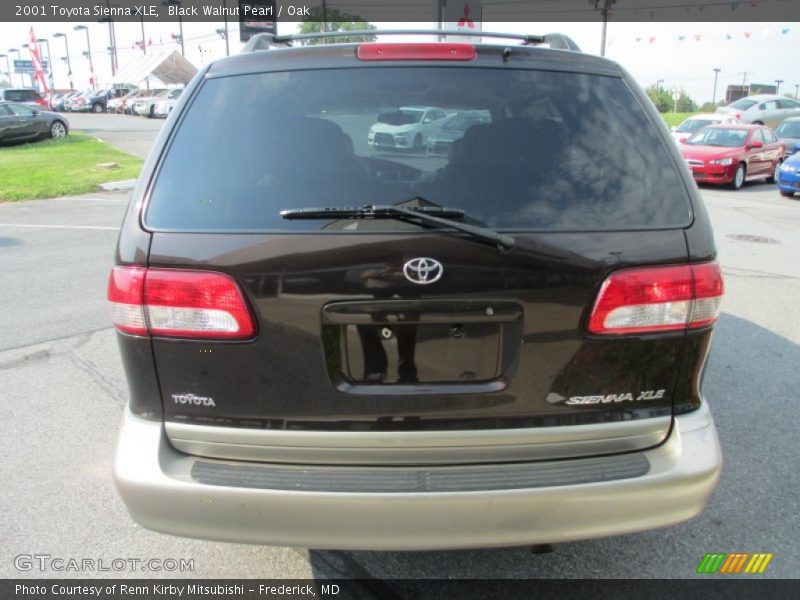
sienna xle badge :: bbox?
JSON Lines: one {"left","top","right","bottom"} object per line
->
{"left": 111, "top": 30, "right": 723, "bottom": 550}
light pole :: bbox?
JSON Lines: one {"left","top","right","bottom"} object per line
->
{"left": 216, "top": 29, "right": 230, "bottom": 56}
{"left": 74, "top": 25, "right": 94, "bottom": 88}
{"left": 795, "top": 84, "right": 799, "bottom": 100}
{"left": 223, "top": 0, "right": 230, "bottom": 56}
{"left": 53, "top": 33, "right": 73, "bottom": 90}
{"left": 36, "top": 38, "right": 54, "bottom": 89}
{"left": 656, "top": 79, "right": 664, "bottom": 92}
{"left": 712, "top": 68, "right": 721, "bottom": 105}
{"left": 8, "top": 48, "right": 22, "bottom": 86}
{"left": 775, "top": 79, "right": 783, "bottom": 95}
{"left": 0, "top": 54, "right": 11, "bottom": 86}
{"left": 163, "top": 0, "right": 185, "bottom": 56}
{"left": 21, "top": 43, "right": 35, "bottom": 88}
{"left": 592, "top": 0, "right": 617, "bottom": 57}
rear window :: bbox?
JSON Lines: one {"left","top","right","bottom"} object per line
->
{"left": 146, "top": 67, "right": 690, "bottom": 233}
{"left": 4, "top": 90, "right": 38, "bottom": 102}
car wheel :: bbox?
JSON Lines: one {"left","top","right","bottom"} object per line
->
{"left": 768, "top": 160, "right": 782, "bottom": 183}
{"left": 731, "top": 163, "right": 746, "bottom": 190}
{"left": 49, "top": 120, "right": 67, "bottom": 139}
{"left": 92, "top": 102, "right": 103, "bottom": 113}
{"left": 413, "top": 134, "right": 423, "bottom": 152}
{"left": 148, "top": 106, "right": 155, "bottom": 119}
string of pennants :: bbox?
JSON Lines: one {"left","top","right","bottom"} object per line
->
{"left": 608, "top": 27, "right": 791, "bottom": 47}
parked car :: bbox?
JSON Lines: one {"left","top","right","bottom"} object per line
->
{"left": 680, "top": 124, "right": 785, "bottom": 189}
{"left": 112, "top": 32, "right": 724, "bottom": 551}
{"left": 774, "top": 117, "right": 800, "bottom": 156}
{"left": 64, "top": 90, "right": 92, "bottom": 112}
{"left": 670, "top": 113, "right": 738, "bottom": 142}
{"left": 115, "top": 89, "right": 148, "bottom": 114}
{"left": 0, "top": 88, "right": 47, "bottom": 108}
{"left": 368, "top": 106, "right": 450, "bottom": 151}
{"left": 82, "top": 87, "right": 134, "bottom": 113}
{"left": 777, "top": 152, "right": 800, "bottom": 198}
{"left": 425, "top": 110, "right": 491, "bottom": 155}
{"left": 152, "top": 88, "right": 183, "bottom": 118}
{"left": 717, "top": 94, "right": 800, "bottom": 128}
{"left": 0, "top": 101, "right": 68, "bottom": 143}
{"left": 131, "top": 89, "right": 168, "bottom": 118}
{"left": 50, "top": 91, "right": 78, "bottom": 112}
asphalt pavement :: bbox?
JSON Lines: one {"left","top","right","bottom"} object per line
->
{"left": 65, "top": 112, "right": 164, "bottom": 159}
{"left": 0, "top": 117, "right": 798, "bottom": 581}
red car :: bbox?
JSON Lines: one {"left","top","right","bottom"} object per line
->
{"left": 679, "top": 124, "right": 785, "bottom": 190}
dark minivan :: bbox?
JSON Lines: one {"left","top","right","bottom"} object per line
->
{"left": 112, "top": 31, "right": 723, "bottom": 550}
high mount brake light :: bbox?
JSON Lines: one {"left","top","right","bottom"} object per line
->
{"left": 107, "top": 266, "right": 255, "bottom": 340}
{"left": 588, "top": 262, "right": 724, "bottom": 335}
{"left": 357, "top": 43, "right": 476, "bottom": 61}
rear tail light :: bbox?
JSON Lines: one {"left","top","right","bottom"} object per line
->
{"left": 107, "top": 266, "right": 255, "bottom": 339}
{"left": 35, "top": 97, "right": 46, "bottom": 106}
{"left": 357, "top": 43, "right": 476, "bottom": 61}
{"left": 588, "top": 262, "right": 723, "bottom": 335}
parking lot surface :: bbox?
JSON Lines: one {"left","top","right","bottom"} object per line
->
{"left": 65, "top": 112, "right": 164, "bottom": 159}
{"left": 1, "top": 174, "right": 798, "bottom": 579}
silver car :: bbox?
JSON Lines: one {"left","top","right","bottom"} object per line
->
{"left": 774, "top": 117, "right": 800, "bottom": 156}
{"left": 717, "top": 94, "right": 800, "bottom": 128}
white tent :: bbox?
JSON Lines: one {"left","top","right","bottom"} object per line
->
{"left": 110, "top": 50, "right": 197, "bottom": 86}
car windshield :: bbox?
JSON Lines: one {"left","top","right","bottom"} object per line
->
{"left": 729, "top": 98, "right": 757, "bottom": 110}
{"left": 676, "top": 118, "right": 718, "bottom": 133}
{"left": 775, "top": 122, "right": 800, "bottom": 138}
{"left": 146, "top": 67, "right": 690, "bottom": 232}
{"left": 686, "top": 127, "right": 748, "bottom": 147}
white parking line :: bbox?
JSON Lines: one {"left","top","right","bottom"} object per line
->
{"left": 0, "top": 223, "right": 119, "bottom": 231}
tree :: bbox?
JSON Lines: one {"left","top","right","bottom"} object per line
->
{"left": 297, "top": 8, "right": 376, "bottom": 44}
{"left": 645, "top": 85, "right": 672, "bottom": 113}
{"left": 676, "top": 90, "right": 697, "bottom": 113}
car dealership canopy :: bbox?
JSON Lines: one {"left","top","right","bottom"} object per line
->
{"left": 110, "top": 50, "right": 197, "bottom": 87}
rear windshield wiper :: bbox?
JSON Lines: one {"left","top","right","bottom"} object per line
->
{"left": 280, "top": 204, "right": 515, "bottom": 253}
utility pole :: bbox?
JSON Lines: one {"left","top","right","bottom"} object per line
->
{"left": 742, "top": 71, "right": 749, "bottom": 93}
{"left": 795, "top": 84, "right": 799, "bottom": 99}
{"left": 164, "top": 1, "right": 185, "bottom": 56}
{"left": 593, "top": 0, "right": 617, "bottom": 57}
{"left": 775, "top": 79, "right": 783, "bottom": 94}
{"left": 712, "top": 68, "right": 721, "bottom": 105}
{"left": 36, "top": 38, "right": 54, "bottom": 90}
{"left": 74, "top": 26, "right": 94, "bottom": 88}
{"left": 0, "top": 54, "right": 11, "bottom": 86}
{"left": 8, "top": 48, "right": 22, "bottom": 86}
{"left": 222, "top": 0, "right": 230, "bottom": 56}
{"left": 656, "top": 79, "right": 664, "bottom": 92}
{"left": 53, "top": 33, "right": 73, "bottom": 89}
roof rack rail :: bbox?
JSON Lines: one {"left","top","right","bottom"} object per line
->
{"left": 242, "top": 29, "right": 581, "bottom": 53}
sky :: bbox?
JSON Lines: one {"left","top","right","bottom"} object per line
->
{"left": 0, "top": 19, "right": 797, "bottom": 104}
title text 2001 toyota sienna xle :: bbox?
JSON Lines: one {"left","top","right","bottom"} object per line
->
{"left": 111, "top": 31, "right": 723, "bottom": 550}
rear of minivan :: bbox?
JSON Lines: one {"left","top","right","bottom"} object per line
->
{"left": 112, "top": 39, "right": 722, "bottom": 550}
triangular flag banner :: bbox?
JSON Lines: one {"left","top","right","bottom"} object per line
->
{"left": 635, "top": 37, "right": 642, "bottom": 43}
{"left": 744, "top": 32, "right": 752, "bottom": 38}
{"left": 781, "top": 28, "right": 790, "bottom": 34}
{"left": 678, "top": 35, "right": 686, "bottom": 41}
{"left": 694, "top": 34, "right": 702, "bottom": 41}
{"left": 726, "top": 33, "right": 733, "bottom": 39}
{"left": 648, "top": 36, "right": 656, "bottom": 44}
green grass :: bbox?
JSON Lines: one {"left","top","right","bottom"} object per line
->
{"left": 660, "top": 112, "right": 699, "bottom": 128}
{"left": 0, "top": 132, "right": 142, "bottom": 202}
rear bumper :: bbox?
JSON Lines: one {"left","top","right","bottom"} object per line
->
{"left": 114, "top": 405, "right": 722, "bottom": 550}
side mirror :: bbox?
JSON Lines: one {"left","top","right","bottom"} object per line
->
{"left": 750, "top": 140, "right": 763, "bottom": 149}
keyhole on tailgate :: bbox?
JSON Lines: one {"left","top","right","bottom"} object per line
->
{"left": 450, "top": 324, "right": 465, "bottom": 339}
{"left": 380, "top": 327, "right": 393, "bottom": 340}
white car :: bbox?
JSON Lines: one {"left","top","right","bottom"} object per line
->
{"left": 131, "top": 89, "right": 168, "bottom": 118}
{"left": 152, "top": 89, "right": 183, "bottom": 118}
{"left": 670, "top": 113, "right": 739, "bottom": 143}
{"left": 368, "top": 106, "right": 450, "bottom": 151}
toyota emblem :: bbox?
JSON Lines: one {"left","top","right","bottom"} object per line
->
{"left": 403, "top": 258, "right": 443, "bottom": 285}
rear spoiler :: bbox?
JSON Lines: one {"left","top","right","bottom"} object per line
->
{"left": 242, "top": 29, "right": 581, "bottom": 53}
